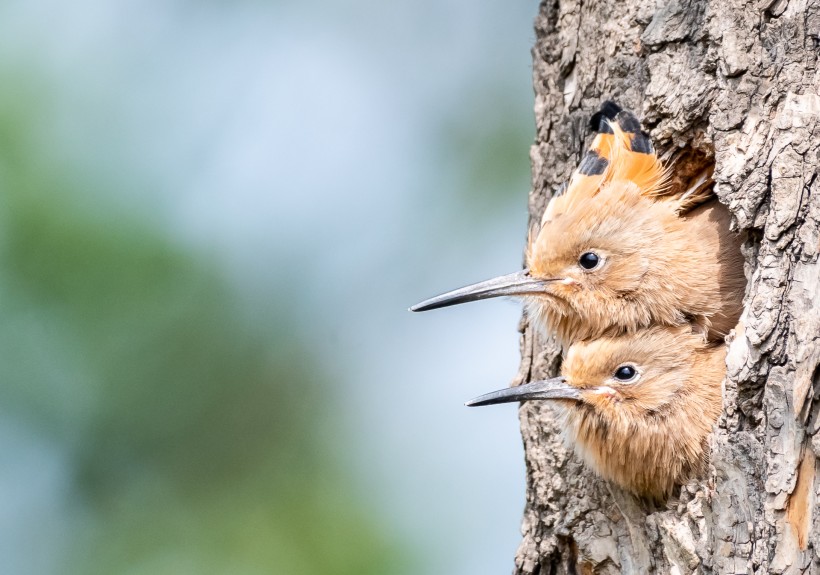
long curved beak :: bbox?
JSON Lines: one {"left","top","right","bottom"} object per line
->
{"left": 410, "top": 269, "right": 553, "bottom": 312}
{"left": 465, "top": 376, "right": 581, "bottom": 407}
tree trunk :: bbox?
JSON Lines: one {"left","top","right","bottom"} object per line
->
{"left": 516, "top": 0, "right": 820, "bottom": 573}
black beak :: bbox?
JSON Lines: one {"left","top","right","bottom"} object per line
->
{"left": 410, "top": 269, "right": 553, "bottom": 312}
{"left": 465, "top": 376, "right": 582, "bottom": 407}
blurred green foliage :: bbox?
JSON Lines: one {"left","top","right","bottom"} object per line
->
{"left": 0, "top": 86, "right": 404, "bottom": 575}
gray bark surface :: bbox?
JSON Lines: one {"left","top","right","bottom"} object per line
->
{"left": 516, "top": 0, "right": 820, "bottom": 573}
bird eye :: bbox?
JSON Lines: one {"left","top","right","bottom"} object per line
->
{"left": 578, "top": 252, "right": 601, "bottom": 270}
{"left": 613, "top": 365, "right": 639, "bottom": 383}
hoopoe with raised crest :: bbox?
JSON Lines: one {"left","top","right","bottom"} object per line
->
{"left": 412, "top": 102, "right": 746, "bottom": 349}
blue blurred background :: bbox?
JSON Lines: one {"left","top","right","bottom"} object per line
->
{"left": 0, "top": 1, "right": 539, "bottom": 573}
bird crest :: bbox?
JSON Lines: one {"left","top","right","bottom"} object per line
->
{"left": 542, "top": 102, "right": 707, "bottom": 223}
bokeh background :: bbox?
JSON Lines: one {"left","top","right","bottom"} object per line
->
{"left": 0, "top": 1, "right": 540, "bottom": 573}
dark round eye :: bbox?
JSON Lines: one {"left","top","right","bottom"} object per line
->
{"left": 613, "top": 365, "right": 638, "bottom": 382}
{"left": 578, "top": 252, "right": 600, "bottom": 270}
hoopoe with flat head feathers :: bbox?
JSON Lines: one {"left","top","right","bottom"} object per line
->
{"left": 411, "top": 102, "right": 746, "bottom": 348}
{"left": 466, "top": 325, "right": 725, "bottom": 501}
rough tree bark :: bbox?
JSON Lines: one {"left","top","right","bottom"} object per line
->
{"left": 515, "top": 0, "right": 820, "bottom": 573}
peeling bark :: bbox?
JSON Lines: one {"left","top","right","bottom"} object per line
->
{"left": 517, "top": 0, "right": 820, "bottom": 573}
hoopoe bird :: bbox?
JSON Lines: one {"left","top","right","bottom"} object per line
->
{"left": 466, "top": 325, "right": 725, "bottom": 501}
{"left": 411, "top": 102, "right": 746, "bottom": 348}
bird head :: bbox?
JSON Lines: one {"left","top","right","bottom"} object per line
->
{"left": 409, "top": 108, "right": 685, "bottom": 345}
{"left": 466, "top": 326, "right": 724, "bottom": 500}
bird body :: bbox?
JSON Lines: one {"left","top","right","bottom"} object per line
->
{"left": 467, "top": 326, "right": 725, "bottom": 501}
